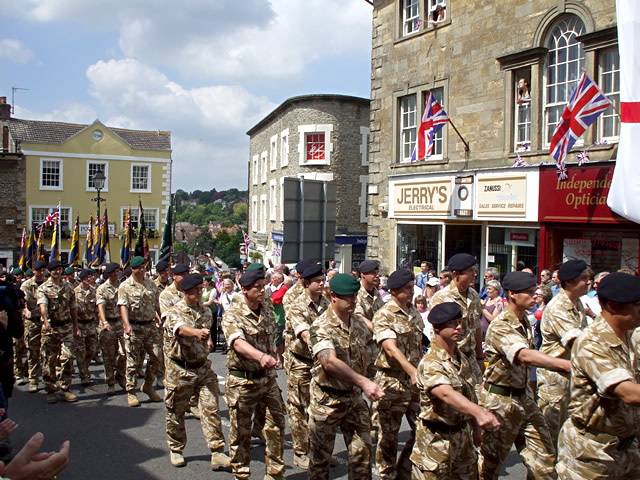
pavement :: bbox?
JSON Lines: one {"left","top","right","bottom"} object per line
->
{"left": 8, "top": 350, "right": 526, "bottom": 479}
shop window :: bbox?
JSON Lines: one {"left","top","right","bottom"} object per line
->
{"left": 488, "top": 227, "right": 539, "bottom": 278}
{"left": 397, "top": 224, "right": 442, "bottom": 271}
{"left": 598, "top": 47, "right": 620, "bottom": 141}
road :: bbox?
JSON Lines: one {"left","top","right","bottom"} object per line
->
{"left": 9, "top": 350, "right": 526, "bottom": 479}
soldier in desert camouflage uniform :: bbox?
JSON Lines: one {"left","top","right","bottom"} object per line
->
{"left": 537, "top": 259, "right": 589, "bottom": 442}
{"left": 372, "top": 269, "right": 423, "bottom": 479}
{"left": 355, "top": 260, "right": 385, "bottom": 380}
{"left": 284, "top": 263, "right": 329, "bottom": 469}
{"left": 308, "top": 273, "right": 385, "bottom": 480}
{"left": 154, "top": 260, "right": 172, "bottom": 293}
{"left": 411, "top": 302, "right": 499, "bottom": 479}
{"left": 556, "top": 272, "right": 640, "bottom": 479}
{"left": 282, "top": 260, "right": 314, "bottom": 312}
{"left": 20, "top": 260, "right": 47, "bottom": 393}
{"left": 118, "top": 256, "right": 163, "bottom": 407}
{"left": 74, "top": 269, "right": 99, "bottom": 386}
{"left": 37, "top": 260, "right": 79, "bottom": 404}
{"left": 221, "top": 267, "right": 285, "bottom": 480}
{"left": 478, "top": 271, "right": 570, "bottom": 480}
{"left": 163, "top": 273, "right": 231, "bottom": 471}
{"left": 96, "top": 262, "right": 126, "bottom": 395}
{"left": 11, "top": 268, "right": 28, "bottom": 385}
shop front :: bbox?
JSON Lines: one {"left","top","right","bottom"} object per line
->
{"left": 539, "top": 162, "right": 640, "bottom": 273}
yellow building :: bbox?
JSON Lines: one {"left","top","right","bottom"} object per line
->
{"left": 9, "top": 117, "right": 172, "bottom": 265}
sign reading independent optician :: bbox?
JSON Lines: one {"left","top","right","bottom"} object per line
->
{"left": 390, "top": 177, "right": 452, "bottom": 217}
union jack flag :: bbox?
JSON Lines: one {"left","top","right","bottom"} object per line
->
{"left": 513, "top": 154, "right": 531, "bottom": 167}
{"left": 242, "top": 230, "right": 252, "bottom": 247}
{"left": 593, "top": 139, "right": 608, "bottom": 146}
{"left": 549, "top": 73, "right": 612, "bottom": 165}
{"left": 556, "top": 160, "right": 568, "bottom": 181}
{"left": 577, "top": 151, "right": 590, "bottom": 166}
{"left": 411, "top": 91, "right": 450, "bottom": 162}
{"left": 272, "top": 248, "right": 281, "bottom": 256}
{"left": 521, "top": 142, "right": 530, "bottom": 151}
{"left": 43, "top": 206, "right": 60, "bottom": 227}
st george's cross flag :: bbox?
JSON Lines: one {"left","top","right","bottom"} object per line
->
{"left": 411, "top": 92, "right": 450, "bottom": 162}
{"left": 608, "top": 0, "right": 640, "bottom": 223}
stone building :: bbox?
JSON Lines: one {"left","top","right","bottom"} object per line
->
{"left": 247, "top": 94, "right": 370, "bottom": 271}
{"left": 366, "top": 1, "right": 634, "bottom": 278}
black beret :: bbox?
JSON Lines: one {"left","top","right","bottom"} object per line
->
{"left": 172, "top": 264, "right": 189, "bottom": 275}
{"left": 33, "top": 260, "right": 47, "bottom": 270}
{"left": 156, "top": 260, "right": 169, "bottom": 272}
{"left": 502, "top": 271, "right": 536, "bottom": 292}
{"left": 429, "top": 302, "right": 462, "bottom": 325}
{"left": 47, "top": 260, "right": 63, "bottom": 271}
{"left": 329, "top": 274, "right": 360, "bottom": 295}
{"left": 301, "top": 263, "right": 324, "bottom": 279}
{"left": 295, "top": 259, "right": 315, "bottom": 275}
{"left": 130, "top": 256, "right": 145, "bottom": 268}
{"left": 181, "top": 273, "right": 204, "bottom": 291}
{"left": 104, "top": 262, "right": 120, "bottom": 274}
{"left": 387, "top": 270, "right": 415, "bottom": 289}
{"left": 124, "top": 267, "right": 132, "bottom": 276}
{"left": 597, "top": 272, "right": 640, "bottom": 304}
{"left": 358, "top": 260, "right": 380, "bottom": 274}
{"left": 448, "top": 253, "right": 476, "bottom": 271}
{"left": 239, "top": 269, "right": 265, "bottom": 287}
{"left": 78, "top": 269, "right": 92, "bottom": 280}
{"left": 558, "top": 259, "right": 588, "bottom": 281}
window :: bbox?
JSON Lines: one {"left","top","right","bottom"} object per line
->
{"left": 514, "top": 72, "right": 532, "bottom": 151}
{"left": 430, "top": 89, "right": 445, "bottom": 158}
{"left": 260, "top": 195, "right": 267, "bottom": 233}
{"left": 131, "top": 163, "right": 151, "bottom": 192}
{"left": 402, "top": 0, "right": 419, "bottom": 36}
{"left": 40, "top": 158, "right": 63, "bottom": 190}
{"left": 306, "top": 133, "right": 325, "bottom": 161}
{"left": 252, "top": 155, "right": 259, "bottom": 185}
{"left": 252, "top": 196, "right": 258, "bottom": 233}
{"left": 280, "top": 129, "right": 289, "bottom": 167}
{"left": 544, "top": 16, "right": 586, "bottom": 145}
{"left": 429, "top": 0, "right": 446, "bottom": 23}
{"left": 121, "top": 207, "right": 158, "bottom": 230}
{"left": 270, "top": 135, "right": 278, "bottom": 171}
{"left": 261, "top": 152, "right": 267, "bottom": 183}
{"left": 360, "top": 126, "right": 370, "bottom": 166}
{"left": 359, "top": 175, "right": 368, "bottom": 223}
{"left": 399, "top": 95, "right": 417, "bottom": 163}
{"left": 87, "top": 162, "right": 108, "bottom": 191}
{"left": 269, "top": 180, "right": 277, "bottom": 221}
{"left": 31, "top": 206, "right": 71, "bottom": 230}
{"left": 599, "top": 47, "right": 620, "bottom": 140}
{"left": 298, "top": 124, "right": 333, "bottom": 165}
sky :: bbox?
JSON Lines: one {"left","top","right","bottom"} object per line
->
{"left": 0, "top": 0, "right": 373, "bottom": 192}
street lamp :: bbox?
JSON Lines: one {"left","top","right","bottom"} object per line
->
{"left": 92, "top": 170, "right": 106, "bottom": 219}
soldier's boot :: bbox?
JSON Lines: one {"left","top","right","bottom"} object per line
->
{"left": 47, "top": 392, "right": 57, "bottom": 404}
{"left": 107, "top": 385, "right": 116, "bottom": 396}
{"left": 127, "top": 393, "right": 140, "bottom": 407}
{"left": 190, "top": 406, "right": 201, "bottom": 419}
{"left": 141, "top": 383, "right": 162, "bottom": 402}
{"left": 16, "top": 377, "right": 28, "bottom": 385}
{"left": 81, "top": 378, "right": 92, "bottom": 386}
{"left": 170, "top": 451, "right": 186, "bottom": 467}
{"left": 60, "top": 390, "right": 78, "bottom": 403}
{"left": 116, "top": 374, "right": 126, "bottom": 390}
{"left": 28, "top": 382, "right": 38, "bottom": 393}
{"left": 210, "top": 451, "right": 231, "bottom": 471}
{"left": 293, "top": 453, "right": 310, "bottom": 469}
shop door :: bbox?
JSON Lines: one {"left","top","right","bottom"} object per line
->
{"left": 445, "top": 224, "right": 481, "bottom": 263}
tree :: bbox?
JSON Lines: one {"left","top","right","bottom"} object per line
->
{"left": 233, "top": 202, "right": 248, "bottom": 221}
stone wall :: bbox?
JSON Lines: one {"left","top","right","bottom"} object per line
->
{"left": 0, "top": 153, "right": 26, "bottom": 266}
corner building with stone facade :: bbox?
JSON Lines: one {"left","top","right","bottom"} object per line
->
{"left": 247, "top": 94, "right": 370, "bottom": 271}
{"left": 367, "top": 1, "right": 639, "bottom": 279}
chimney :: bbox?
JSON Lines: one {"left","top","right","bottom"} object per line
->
{"left": 0, "top": 97, "right": 10, "bottom": 121}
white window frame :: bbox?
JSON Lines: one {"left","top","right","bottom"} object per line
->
{"left": 251, "top": 196, "right": 258, "bottom": 233}
{"left": 399, "top": 95, "right": 417, "bottom": 163}
{"left": 298, "top": 124, "right": 334, "bottom": 166}
{"left": 360, "top": 126, "right": 370, "bottom": 166}
{"left": 402, "top": 0, "right": 419, "bottom": 37}
{"left": 428, "top": 0, "right": 447, "bottom": 24}
{"left": 86, "top": 161, "right": 109, "bottom": 192}
{"left": 252, "top": 155, "right": 259, "bottom": 185}
{"left": 359, "top": 175, "right": 368, "bottom": 224}
{"left": 514, "top": 75, "right": 532, "bottom": 151}
{"left": 598, "top": 47, "right": 620, "bottom": 142}
{"left": 260, "top": 194, "right": 267, "bottom": 233}
{"left": 270, "top": 134, "right": 278, "bottom": 171}
{"left": 39, "top": 158, "right": 63, "bottom": 190}
{"left": 261, "top": 151, "right": 268, "bottom": 184}
{"left": 121, "top": 207, "right": 159, "bottom": 231}
{"left": 30, "top": 206, "right": 72, "bottom": 230}
{"left": 280, "top": 129, "right": 289, "bottom": 167}
{"left": 269, "top": 179, "right": 277, "bottom": 222}
{"left": 429, "top": 88, "right": 445, "bottom": 160}
{"left": 130, "top": 163, "right": 152, "bottom": 193}
{"left": 279, "top": 177, "right": 285, "bottom": 222}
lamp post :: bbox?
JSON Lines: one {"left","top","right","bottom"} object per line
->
{"left": 92, "top": 170, "right": 106, "bottom": 219}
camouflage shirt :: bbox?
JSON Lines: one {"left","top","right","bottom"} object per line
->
{"left": 21, "top": 277, "right": 45, "bottom": 320}
{"left": 96, "top": 281, "right": 120, "bottom": 320}
{"left": 74, "top": 284, "right": 97, "bottom": 322}
{"left": 430, "top": 282, "right": 482, "bottom": 355}
{"left": 154, "top": 277, "right": 172, "bottom": 294}
{"left": 286, "top": 290, "right": 330, "bottom": 360}
{"left": 416, "top": 339, "right": 475, "bottom": 425}
{"left": 117, "top": 276, "right": 159, "bottom": 323}
{"left": 309, "top": 306, "right": 369, "bottom": 392}
{"left": 373, "top": 298, "right": 424, "bottom": 372}
{"left": 36, "top": 278, "right": 77, "bottom": 324}
{"left": 568, "top": 315, "right": 640, "bottom": 438}
{"left": 539, "top": 288, "right": 587, "bottom": 361}
{"left": 483, "top": 306, "right": 533, "bottom": 389}
{"left": 355, "top": 284, "right": 385, "bottom": 323}
{"left": 222, "top": 295, "right": 276, "bottom": 373}
{"left": 159, "top": 282, "right": 184, "bottom": 316}
{"left": 164, "top": 299, "right": 212, "bottom": 364}
{"left": 283, "top": 279, "right": 305, "bottom": 312}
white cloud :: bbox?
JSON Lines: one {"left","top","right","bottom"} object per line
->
{"left": 15, "top": 103, "right": 97, "bottom": 124}
{"left": 0, "top": 38, "right": 34, "bottom": 64}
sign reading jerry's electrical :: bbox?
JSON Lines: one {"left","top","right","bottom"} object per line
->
{"left": 477, "top": 175, "right": 527, "bottom": 217}
{"left": 391, "top": 177, "right": 452, "bottom": 217}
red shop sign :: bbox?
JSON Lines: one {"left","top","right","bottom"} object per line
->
{"left": 538, "top": 162, "right": 629, "bottom": 224}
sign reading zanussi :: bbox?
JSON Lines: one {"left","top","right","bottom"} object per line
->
{"left": 392, "top": 178, "right": 451, "bottom": 216}
{"left": 477, "top": 175, "right": 527, "bottom": 216}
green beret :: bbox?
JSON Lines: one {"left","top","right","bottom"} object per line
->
{"left": 246, "top": 263, "right": 265, "bottom": 271}
{"left": 11, "top": 267, "right": 23, "bottom": 275}
{"left": 64, "top": 267, "right": 75, "bottom": 275}
{"left": 130, "top": 256, "right": 145, "bottom": 268}
{"left": 25, "top": 269, "right": 33, "bottom": 276}
{"left": 329, "top": 274, "right": 360, "bottom": 295}
{"left": 203, "top": 275, "right": 213, "bottom": 281}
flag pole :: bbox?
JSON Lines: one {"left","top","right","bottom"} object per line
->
{"left": 448, "top": 118, "right": 469, "bottom": 152}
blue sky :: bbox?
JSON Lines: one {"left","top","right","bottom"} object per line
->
{"left": 0, "top": 0, "right": 373, "bottom": 191}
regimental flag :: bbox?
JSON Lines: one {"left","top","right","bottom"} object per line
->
{"left": 121, "top": 207, "right": 132, "bottom": 269}
{"left": 84, "top": 217, "right": 93, "bottom": 266}
{"left": 68, "top": 215, "right": 80, "bottom": 267}
{"left": 90, "top": 215, "right": 101, "bottom": 267}
{"left": 18, "top": 228, "right": 27, "bottom": 270}
{"left": 49, "top": 203, "right": 61, "bottom": 261}
{"left": 411, "top": 91, "right": 450, "bottom": 162}
{"left": 158, "top": 206, "right": 172, "bottom": 264}
{"left": 25, "top": 227, "right": 36, "bottom": 269}
{"left": 134, "top": 200, "right": 149, "bottom": 265}
{"left": 549, "top": 72, "right": 612, "bottom": 165}
{"left": 96, "top": 211, "right": 108, "bottom": 266}
{"left": 36, "top": 225, "right": 45, "bottom": 262}
{"left": 43, "top": 205, "right": 60, "bottom": 227}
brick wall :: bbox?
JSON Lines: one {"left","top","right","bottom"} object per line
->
{"left": 0, "top": 153, "right": 26, "bottom": 265}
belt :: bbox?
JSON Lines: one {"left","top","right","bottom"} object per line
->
{"left": 571, "top": 419, "right": 637, "bottom": 451}
{"left": 49, "top": 321, "right": 70, "bottom": 327}
{"left": 228, "top": 369, "right": 266, "bottom": 380}
{"left": 26, "top": 316, "right": 41, "bottom": 323}
{"left": 319, "top": 384, "right": 352, "bottom": 396}
{"left": 130, "top": 320, "right": 153, "bottom": 325}
{"left": 77, "top": 319, "right": 96, "bottom": 324}
{"left": 291, "top": 351, "right": 313, "bottom": 364}
{"left": 422, "top": 419, "right": 467, "bottom": 434}
{"left": 484, "top": 382, "right": 526, "bottom": 397}
{"left": 170, "top": 357, "right": 206, "bottom": 370}
{"left": 106, "top": 317, "right": 121, "bottom": 322}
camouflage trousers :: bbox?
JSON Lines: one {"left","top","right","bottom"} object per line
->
{"left": 13, "top": 335, "right": 27, "bottom": 379}
{"left": 556, "top": 419, "right": 640, "bottom": 479}
{"left": 155, "top": 323, "right": 165, "bottom": 381}
{"left": 366, "top": 339, "right": 379, "bottom": 380}
{"left": 373, "top": 374, "right": 419, "bottom": 480}
{"left": 41, "top": 323, "right": 76, "bottom": 393}
{"left": 125, "top": 322, "right": 162, "bottom": 392}
{"left": 285, "top": 356, "right": 311, "bottom": 456}
{"left": 537, "top": 370, "right": 569, "bottom": 443}
{"left": 165, "top": 359, "right": 225, "bottom": 453}
{"left": 99, "top": 320, "right": 126, "bottom": 386}
{"left": 308, "top": 381, "right": 372, "bottom": 480}
{"left": 410, "top": 421, "right": 477, "bottom": 479}
{"left": 224, "top": 373, "right": 285, "bottom": 479}
{"left": 478, "top": 388, "right": 556, "bottom": 480}
{"left": 24, "top": 319, "right": 42, "bottom": 384}
{"left": 75, "top": 321, "right": 99, "bottom": 383}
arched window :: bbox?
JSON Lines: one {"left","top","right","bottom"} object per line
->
{"left": 544, "top": 16, "right": 586, "bottom": 145}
